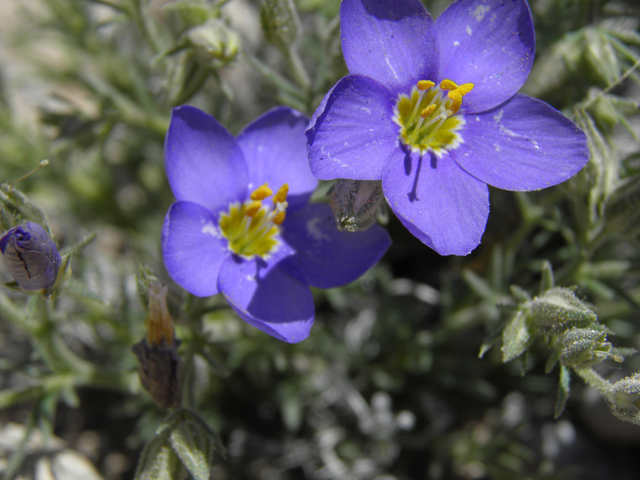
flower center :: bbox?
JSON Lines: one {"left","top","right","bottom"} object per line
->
{"left": 218, "top": 183, "right": 289, "bottom": 258}
{"left": 393, "top": 79, "right": 474, "bottom": 155}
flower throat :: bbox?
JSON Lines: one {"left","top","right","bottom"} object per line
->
{"left": 394, "top": 79, "right": 474, "bottom": 155}
{"left": 218, "top": 183, "right": 289, "bottom": 258}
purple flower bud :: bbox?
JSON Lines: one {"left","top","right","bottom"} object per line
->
{"left": 0, "top": 222, "right": 62, "bottom": 291}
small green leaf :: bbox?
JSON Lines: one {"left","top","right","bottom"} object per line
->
{"left": 540, "top": 261, "right": 554, "bottom": 292}
{"left": 502, "top": 309, "right": 532, "bottom": 363}
{"left": 169, "top": 422, "right": 210, "bottom": 480}
{"left": 509, "top": 285, "right": 530, "bottom": 303}
{"left": 610, "top": 347, "right": 638, "bottom": 363}
{"left": 135, "top": 423, "right": 187, "bottom": 480}
{"left": 463, "top": 269, "right": 493, "bottom": 299}
{"left": 479, "top": 321, "right": 507, "bottom": 358}
{"left": 554, "top": 365, "right": 571, "bottom": 418}
{"left": 545, "top": 347, "right": 560, "bottom": 374}
{"left": 59, "top": 231, "right": 97, "bottom": 257}
{"left": 0, "top": 184, "right": 48, "bottom": 229}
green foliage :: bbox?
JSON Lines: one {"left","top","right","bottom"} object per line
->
{"left": 1, "top": 0, "right": 640, "bottom": 478}
{"left": 135, "top": 409, "right": 224, "bottom": 480}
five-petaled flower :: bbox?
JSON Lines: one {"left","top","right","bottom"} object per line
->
{"left": 0, "top": 222, "right": 62, "bottom": 291}
{"left": 161, "top": 106, "right": 390, "bottom": 343}
{"left": 306, "top": 0, "right": 589, "bottom": 256}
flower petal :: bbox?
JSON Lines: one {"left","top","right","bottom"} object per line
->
{"left": 451, "top": 94, "right": 589, "bottom": 191}
{"left": 236, "top": 106, "right": 317, "bottom": 211}
{"left": 435, "top": 0, "right": 535, "bottom": 113}
{"left": 382, "top": 151, "right": 489, "bottom": 255}
{"left": 307, "top": 75, "right": 402, "bottom": 181}
{"left": 341, "top": 0, "right": 438, "bottom": 93}
{"left": 219, "top": 254, "right": 314, "bottom": 343}
{"left": 165, "top": 105, "right": 248, "bottom": 213}
{"left": 161, "top": 201, "right": 229, "bottom": 297}
{"left": 280, "top": 203, "right": 390, "bottom": 288}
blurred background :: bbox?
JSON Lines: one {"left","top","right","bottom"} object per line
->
{"left": 1, "top": 0, "right": 640, "bottom": 478}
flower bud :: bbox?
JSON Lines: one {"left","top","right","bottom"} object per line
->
{"left": 607, "top": 373, "right": 640, "bottom": 426}
{"left": 0, "top": 222, "right": 62, "bottom": 291}
{"left": 329, "top": 180, "right": 386, "bottom": 232}
{"left": 186, "top": 19, "right": 240, "bottom": 68}
{"left": 528, "top": 287, "right": 596, "bottom": 334}
{"left": 132, "top": 280, "right": 182, "bottom": 410}
{"left": 260, "top": 0, "right": 300, "bottom": 49}
{"left": 560, "top": 328, "right": 612, "bottom": 368}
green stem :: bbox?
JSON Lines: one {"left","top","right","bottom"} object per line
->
{"left": 244, "top": 53, "right": 305, "bottom": 101}
{"left": 128, "top": 0, "right": 162, "bottom": 54}
{"left": 574, "top": 367, "right": 612, "bottom": 396}
{"left": 284, "top": 45, "right": 311, "bottom": 94}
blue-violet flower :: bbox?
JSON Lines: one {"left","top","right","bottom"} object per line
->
{"left": 161, "top": 106, "right": 391, "bottom": 343}
{"left": 0, "top": 222, "right": 62, "bottom": 291}
{"left": 306, "top": 0, "right": 589, "bottom": 255}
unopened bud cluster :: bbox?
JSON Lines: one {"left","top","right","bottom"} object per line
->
{"left": 607, "top": 373, "right": 640, "bottom": 425}
{"left": 528, "top": 287, "right": 596, "bottom": 334}
{"left": 260, "top": 0, "right": 299, "bottom": 49}
{"left": 186, "top": 19, "right": 239, "bottom": 68}
{"left": 502, "top": 287, "right": 597, "bottom": 363}
{"left": 560, "top": 328, "right": 612, "bottom": 368}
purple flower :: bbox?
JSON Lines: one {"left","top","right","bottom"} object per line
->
{"left": 161, "top": 106, "right": 390, "bottom": 343}
{"left": 306, "top": 0, "right": 589, "bottom": 256}
{"left": 0, "top": 222, "right": 62, "bottom": 291}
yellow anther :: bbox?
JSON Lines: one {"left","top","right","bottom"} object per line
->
{"left": 448, "top": 90, "right": 462, "bottom": 102}
{"left": 272, "top": 183, "right": 289, "bottom": 204}
{"left": 272, "top": 211, "right": 286, "bottom": 225}
{"left": 449, "top": 96, "right": 463, "bottom": 114}
{"left": 440, "top": 79, "right": 459, "bottom": 90}
{"left": 457, "top": 83, "right": 474, "bottom": 96}
{"left": 245, "top": 200, "right": 262, "bottom": 217}
{"left": 421, "top": 105, "right": 437, "bottom": 118}
{"left": 250, "top": 183, "right": 273, "bottom": 201}
{"left": 417, "top": 80, "right": 435, "bottom": 91}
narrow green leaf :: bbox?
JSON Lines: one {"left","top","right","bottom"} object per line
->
{"left": 545, "top": 346, "right": 560, "bottom": 374}
{"left": 59, "top": 231, "right": 97, "bottom": 257}
{"left": 554, "top": 365, "right": 571, "bottom": 418}
{"left": 462, "top": 269, "right": 493, "bottom": 299}
{"left": 540, "top": 261, "right": 554, "bottom": 292}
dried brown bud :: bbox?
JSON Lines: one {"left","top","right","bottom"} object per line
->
{"left": 132, "top": 281, "right": 182, "bottom": 409}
